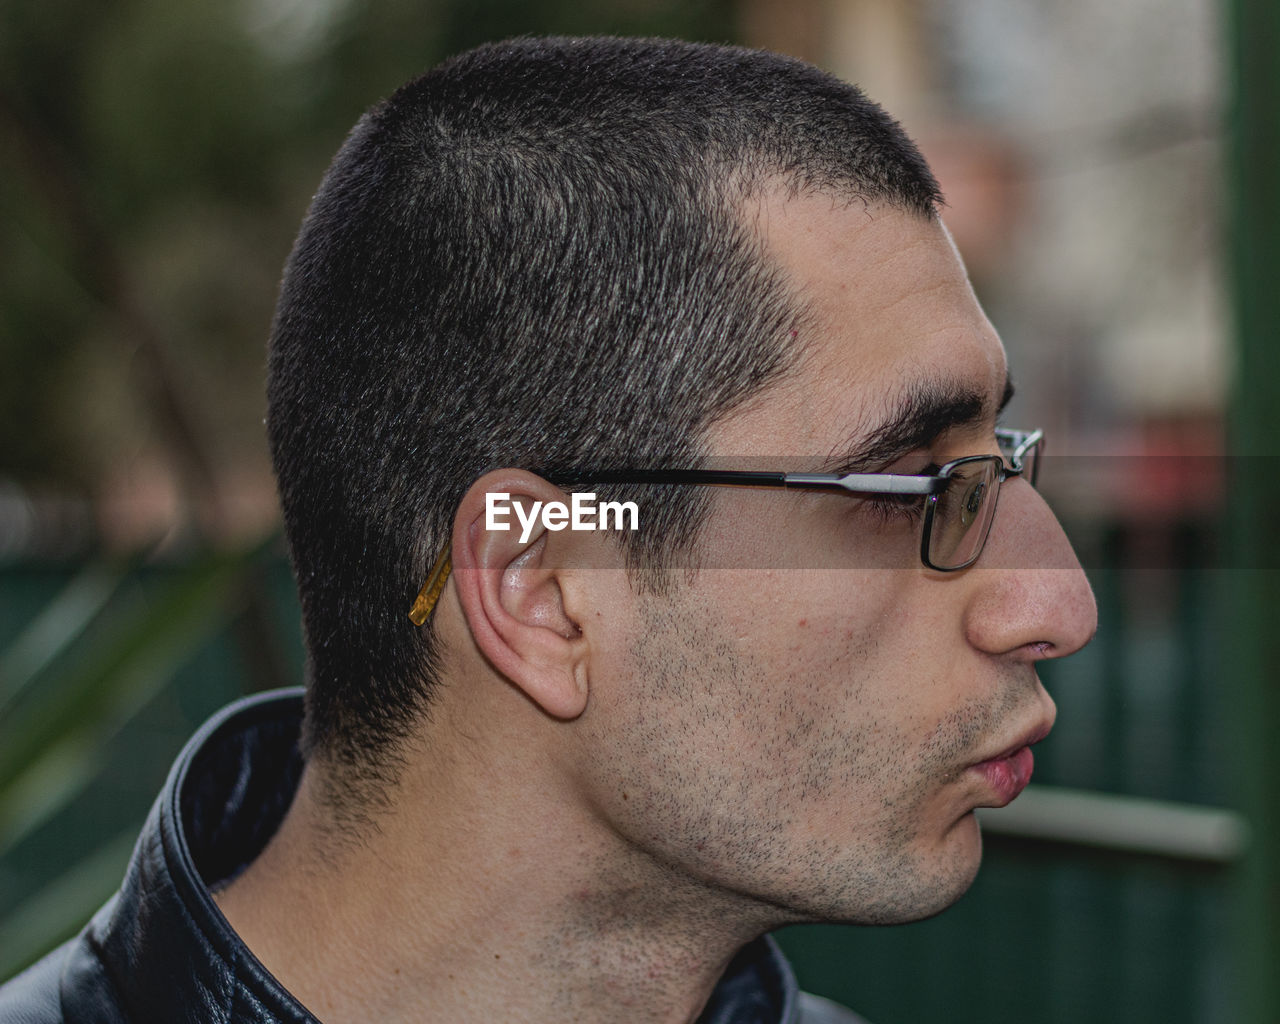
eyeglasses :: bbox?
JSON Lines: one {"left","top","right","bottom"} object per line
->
{"left": 408, "top": 428, "right": 1043, "bottom": 624}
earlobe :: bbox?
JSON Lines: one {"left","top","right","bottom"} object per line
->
{"left": 450, "top": 470, "right": 589, "bottom": 720}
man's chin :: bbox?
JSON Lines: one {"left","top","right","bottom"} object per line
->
{"left": 815, "top": 814, "right": 986, "bottom": 927}
{"left": 896, "top": 813, "right": 986, "bottom": 922}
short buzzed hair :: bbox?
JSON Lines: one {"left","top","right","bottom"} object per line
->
{"left": 266, "top": 36, "right": 941, "bottom": 806}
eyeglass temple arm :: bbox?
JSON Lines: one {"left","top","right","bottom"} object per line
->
{"left": 783, "top": 473, "right": 945, "bottom": 494}
{"left": 407, "top": 467, "right": 952, "bottom": 623}
{"left": 408, "top": 542, "right": 453, "bottom": 626}
{"left": 552, "top": 469, "right": 789, "bottom": 487}
{"left": 552, "top": 469, "right": 946, "bottom": 494}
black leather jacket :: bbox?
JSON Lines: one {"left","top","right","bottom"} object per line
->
{"left": 0, "top": 690, "right": 865, "bottom": 1024}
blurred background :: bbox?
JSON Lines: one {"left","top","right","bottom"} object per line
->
{"left": 2, "top": 0, "right": 1278, "bottom": 1021}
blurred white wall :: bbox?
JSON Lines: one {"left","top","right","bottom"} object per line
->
{"left": 742, "top": 0, "right": 1226, "bottom": 460}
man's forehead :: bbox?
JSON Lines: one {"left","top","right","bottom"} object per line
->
{"left": 713, "top": 193, "right": 1009, "bottom": 461}
{"left": 750, "top": 188, "right": 954, "bottom": 302}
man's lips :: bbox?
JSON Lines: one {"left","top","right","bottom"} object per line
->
{"left": 968, "top": 721, "right": 1053, "bottom": 808}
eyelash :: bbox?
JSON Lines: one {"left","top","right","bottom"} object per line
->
{"left": 858, "top": 462, "right": 940, "bottom": 526}
{"left": 862, "top": 492, "right": 927, "bottom": 526}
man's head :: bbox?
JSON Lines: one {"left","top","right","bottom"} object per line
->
{"left": 267, "top": 36, "right": 942, "bottom": 792}
{"left": 266, "top": 36, "right": 1096, "bottom": 928}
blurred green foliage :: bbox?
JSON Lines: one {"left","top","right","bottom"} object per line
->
{"left": 0, "top": 538, "right": 292, "bottom": 978}
{"left": 0, "top": 0, "right": 736, "bottom": 490}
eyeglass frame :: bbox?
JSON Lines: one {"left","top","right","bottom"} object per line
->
{"left": 408, "top": 427, "right": 1043, "bottom": 625}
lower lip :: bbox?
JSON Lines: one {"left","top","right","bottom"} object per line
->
{"left": 971, "top": 746, "right": 1034, "bottom": 806}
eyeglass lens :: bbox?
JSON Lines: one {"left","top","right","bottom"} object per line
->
{"left": 928, "top": 458, "right": 1002, "bottom": 569}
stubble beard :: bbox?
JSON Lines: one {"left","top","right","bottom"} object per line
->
{"left": 589, "top": 576, "right": 1034, "bottom": 931}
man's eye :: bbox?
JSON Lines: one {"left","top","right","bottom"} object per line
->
{"left": 860, "top": 491, "right": 928, "bottom": 526}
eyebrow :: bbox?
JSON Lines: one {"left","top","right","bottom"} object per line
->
{"left": 821, "top": 374, "right": 1015, "bottom": 474}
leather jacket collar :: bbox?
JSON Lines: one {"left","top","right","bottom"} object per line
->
{"left": 6, "top": 689, "right": 812, "bottom": 1023}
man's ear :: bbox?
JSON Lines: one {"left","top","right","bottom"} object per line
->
{"left": 450, "top": 469, "right": 588, "bottom": 720}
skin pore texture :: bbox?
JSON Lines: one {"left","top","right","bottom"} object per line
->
{"left": 214, "top": 192, "right": 1097, "bottom": 1024}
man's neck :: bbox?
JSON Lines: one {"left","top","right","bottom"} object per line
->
{"left": 213, "top": 728, "right": 775, "bottom": 1024}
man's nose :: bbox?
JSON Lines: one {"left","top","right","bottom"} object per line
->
{"left": 962, "top": 480, "right": 1098, "bottom": 660}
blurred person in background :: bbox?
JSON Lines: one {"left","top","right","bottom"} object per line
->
{"left": 0, "top": 36, "right": 1095, "bottom": 1024}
